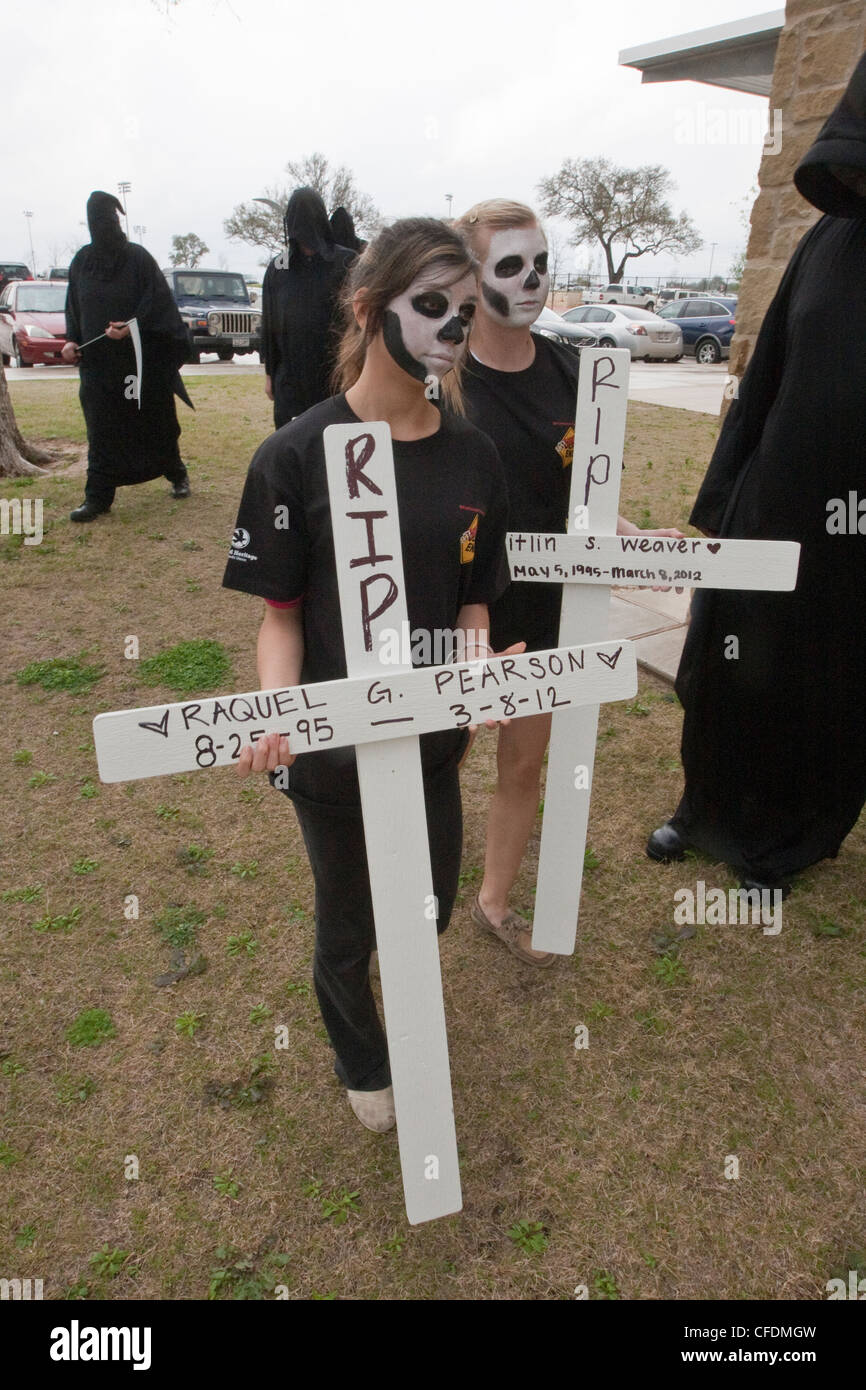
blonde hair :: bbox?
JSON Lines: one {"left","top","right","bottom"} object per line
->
{"left": 454, "top": 199, "right": 543, "bottom": 258}
{"left": 332, "top": 217, "right": 476, "bottom": 413}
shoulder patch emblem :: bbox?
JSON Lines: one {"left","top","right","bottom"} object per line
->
{"left": 460, "top": 513, "right": 479, "bottom": 564}
{"left": 555, "top": 426, "right": 575, "bottom": 469}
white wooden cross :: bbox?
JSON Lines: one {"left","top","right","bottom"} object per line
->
{"left": 93, "top": 419, "right": 639, "bottom": 1225}
{"left": 508, "top": 347, "right": 801, "bottom": 957}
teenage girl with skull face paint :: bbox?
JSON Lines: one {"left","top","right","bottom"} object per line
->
{"left": 223, "top": 219, "right": 511, "bottom": 1133}
{"left": 455, "top": 200, "right": 683, "bottom": 966}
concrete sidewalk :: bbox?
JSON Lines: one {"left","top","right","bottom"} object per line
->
{"left": 627, "top": 360, "right": 728, "bottom": 415}
{"left": 5, "top": 357, "right": 730, "bottom": 414}
{"left": 608, "top": 585, "right": 691, "bottom": 684}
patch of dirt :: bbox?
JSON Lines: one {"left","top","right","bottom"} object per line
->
{"left": 29, "top": 438, "right": 88, "bottom": 476}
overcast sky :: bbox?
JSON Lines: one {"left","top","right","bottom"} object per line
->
{"left": 4, "top": 0, "right": 778, "bottom": 283}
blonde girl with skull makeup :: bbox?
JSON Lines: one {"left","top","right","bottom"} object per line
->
{"left": 223, "top": 219, "right": 510, "bottom": 1133}
{"left": 455, "top": 199, "right": 682, "bottom": 967}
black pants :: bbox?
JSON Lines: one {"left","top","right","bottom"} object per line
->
{"left": 84, "top": 453, "right": 187, "bottom": 510}
{"left": 287, "top": 754, "right": 463, "bottom": 1091}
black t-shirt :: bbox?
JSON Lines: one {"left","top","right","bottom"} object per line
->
{"left": 462, "top": 334, "right": 579, "bottom": 650}
{"left": 222, "top": 393, "right": 510, "bottom": 804}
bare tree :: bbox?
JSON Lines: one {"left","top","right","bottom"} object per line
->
{"left": 47, "top": 242, "right": 69, "bottom": 271}
{"left": 538, "top": 157, "right": 702, "bottom": 283}
{"left": 224, "top": 153, "right": 381, "bottom": 255}
{"left": 544, "top": 223, "right": 570, "bottom": 299}
{"left": 0, "top": 369, "right": 52, "bottom": 478}
{"left": 169, "top": 233, "right": 210, "bottom": 268}
{"left": 223, "top": 184, "right": 286, "bottom": 256}
{"left": 727, "top": 183, "right": 757, "bottom": 289}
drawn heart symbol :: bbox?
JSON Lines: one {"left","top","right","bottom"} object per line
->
{"left": 707, "top": 542, "right": 721, "bottom": 553}
{"left": 138, "top": 710, "right": 170, "bottom": 738}
{"left": 596, "top": 646, "right": 622, "bottom": 669}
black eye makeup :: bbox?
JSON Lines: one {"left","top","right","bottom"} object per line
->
{"left": 458, "top": 302, "right": 476, "bottom": 326}
{"left": 411, "top": 291, "right": 449, "bottom": 318}
{"left": 534, "top": 253, "right": 549, "bottom": 274}
{"left": 494, "top": 255, "right": 524, "bottom": 279}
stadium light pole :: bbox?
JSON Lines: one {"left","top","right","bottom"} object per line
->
{"left": 118, "top": 182, "right": 132, "bottom": 236}
{"left": 23, "top": 210, "right": 36, "bottom": 276}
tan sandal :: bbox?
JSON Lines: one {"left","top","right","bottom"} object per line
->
{"left": 347, "top": 1085, "right": 396, "bottom": 1132}
{"left": 471, "top": 895, "right": 556, "bottom": 967}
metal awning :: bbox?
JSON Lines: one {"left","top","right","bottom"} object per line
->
{"left": 619, "top": 11, "right": 784, "bottom": 98}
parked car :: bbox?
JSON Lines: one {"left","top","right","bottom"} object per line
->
{"left": 657, "top": 296, "right": 737, "bottom": 363}
{"left": 243, "top": 277, "right": 263, "bottom": 309}
{"left": 586, "top": 283, "right": 657, "bottom": 311}
{"left": 657, "top": 286, "right": 692, "bottom": 304}
{"left": 531, "top": 305, "right": 598, "bottom": 354}
{"left": 0, "top": 279, "right": 68, "bottom": 367}
{"left": 0, "top": 263, "right": 33, "bottom": 295}
{"left": 562, "top": 304, "right": 683, "bottom": 361}
{"left": 49, "top": 266, "right": 70, "bottom": 281}
{"left": 162, "top": 267, "right": 262, "bottom": 362}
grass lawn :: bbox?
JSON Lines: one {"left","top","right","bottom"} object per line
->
{"left": 1, "top": 374, "right": 864, "bottom": 1301}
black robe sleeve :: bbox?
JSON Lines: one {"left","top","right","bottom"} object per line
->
{"left": 64, "top": 254, "right": 83, "bottom": 345}
{"left": 689, "top": 220, "right": 821, "bottom": 534}
{"left": 261, "top": 261, "right": 280, "bottom": 379}
{"left": 128, "top": 245, "right": 194, "bottom": 409}
{"left": 130, "top": 248, "right": 188, "bottom": 360}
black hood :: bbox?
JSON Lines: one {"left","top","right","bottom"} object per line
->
{"left": 84, "top": 190, "right": 128, "bottom": 278}
{"left": 329, "top": 206, "right": 361, "bottom": 252}
{"left": 283, "top": 187, "right": 335, "bottom": 261}
{"left": 794, "top": 51, "right": 866, "bottom": 218}
{"left": 87, "top": 190, "right": 125, "bottom": 242}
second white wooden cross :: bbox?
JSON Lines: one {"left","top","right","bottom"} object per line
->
{"left": 510, "top": 348, "right": 800, "bottom": 956}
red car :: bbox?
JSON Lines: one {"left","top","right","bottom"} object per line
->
{"left": 0, "top": 279, "right": 68, "bottom": 367}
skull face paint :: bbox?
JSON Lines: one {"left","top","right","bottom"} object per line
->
{"left": 382, "top": 269, "right": 477, "bottom": 384}
{"left": 478, "top": 226, "right": 550, "bottom": 326}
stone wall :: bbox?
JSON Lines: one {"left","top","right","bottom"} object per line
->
{"left": 731, "top": 0, "right": 866, "bottom": 383}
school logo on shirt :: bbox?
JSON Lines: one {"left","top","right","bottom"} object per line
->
{"left": 555, "top": 425, "right": 575, "bottom": 469}
{"left": 228, "top": 526, "right": 257, "bottom": 563}
{"left": 460, "top": 513, "right": 479, "bottom": 564}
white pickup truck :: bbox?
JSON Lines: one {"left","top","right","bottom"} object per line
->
{"left": 586, "top": 283, "right": 658, "bottom": 311}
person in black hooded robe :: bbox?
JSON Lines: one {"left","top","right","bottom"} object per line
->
{"left": 260, "top": 187, "right": 356, "bottom": 428}
{"left": 329, "top": 206, "right": 366, "bottom": 255}
{"left": 648, "top": 52, "right": 866, "bottom": 892}
{"left": 63, "top": 191, "right": 193, "bottom": 521}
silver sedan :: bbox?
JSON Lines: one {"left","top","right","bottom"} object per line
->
{"left": 561, "top": 304, "right": 683, "bottom": 361}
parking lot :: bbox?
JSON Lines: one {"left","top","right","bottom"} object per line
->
{"left": 626, "top": 358, "right": 728, "bottom": 414}
{"left": 3, "top": 354, "right": 729, "bottom": 415}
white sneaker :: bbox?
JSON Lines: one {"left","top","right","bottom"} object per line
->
{"left": 347, "top": 1085, "right": 396, "bottom": 1132}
